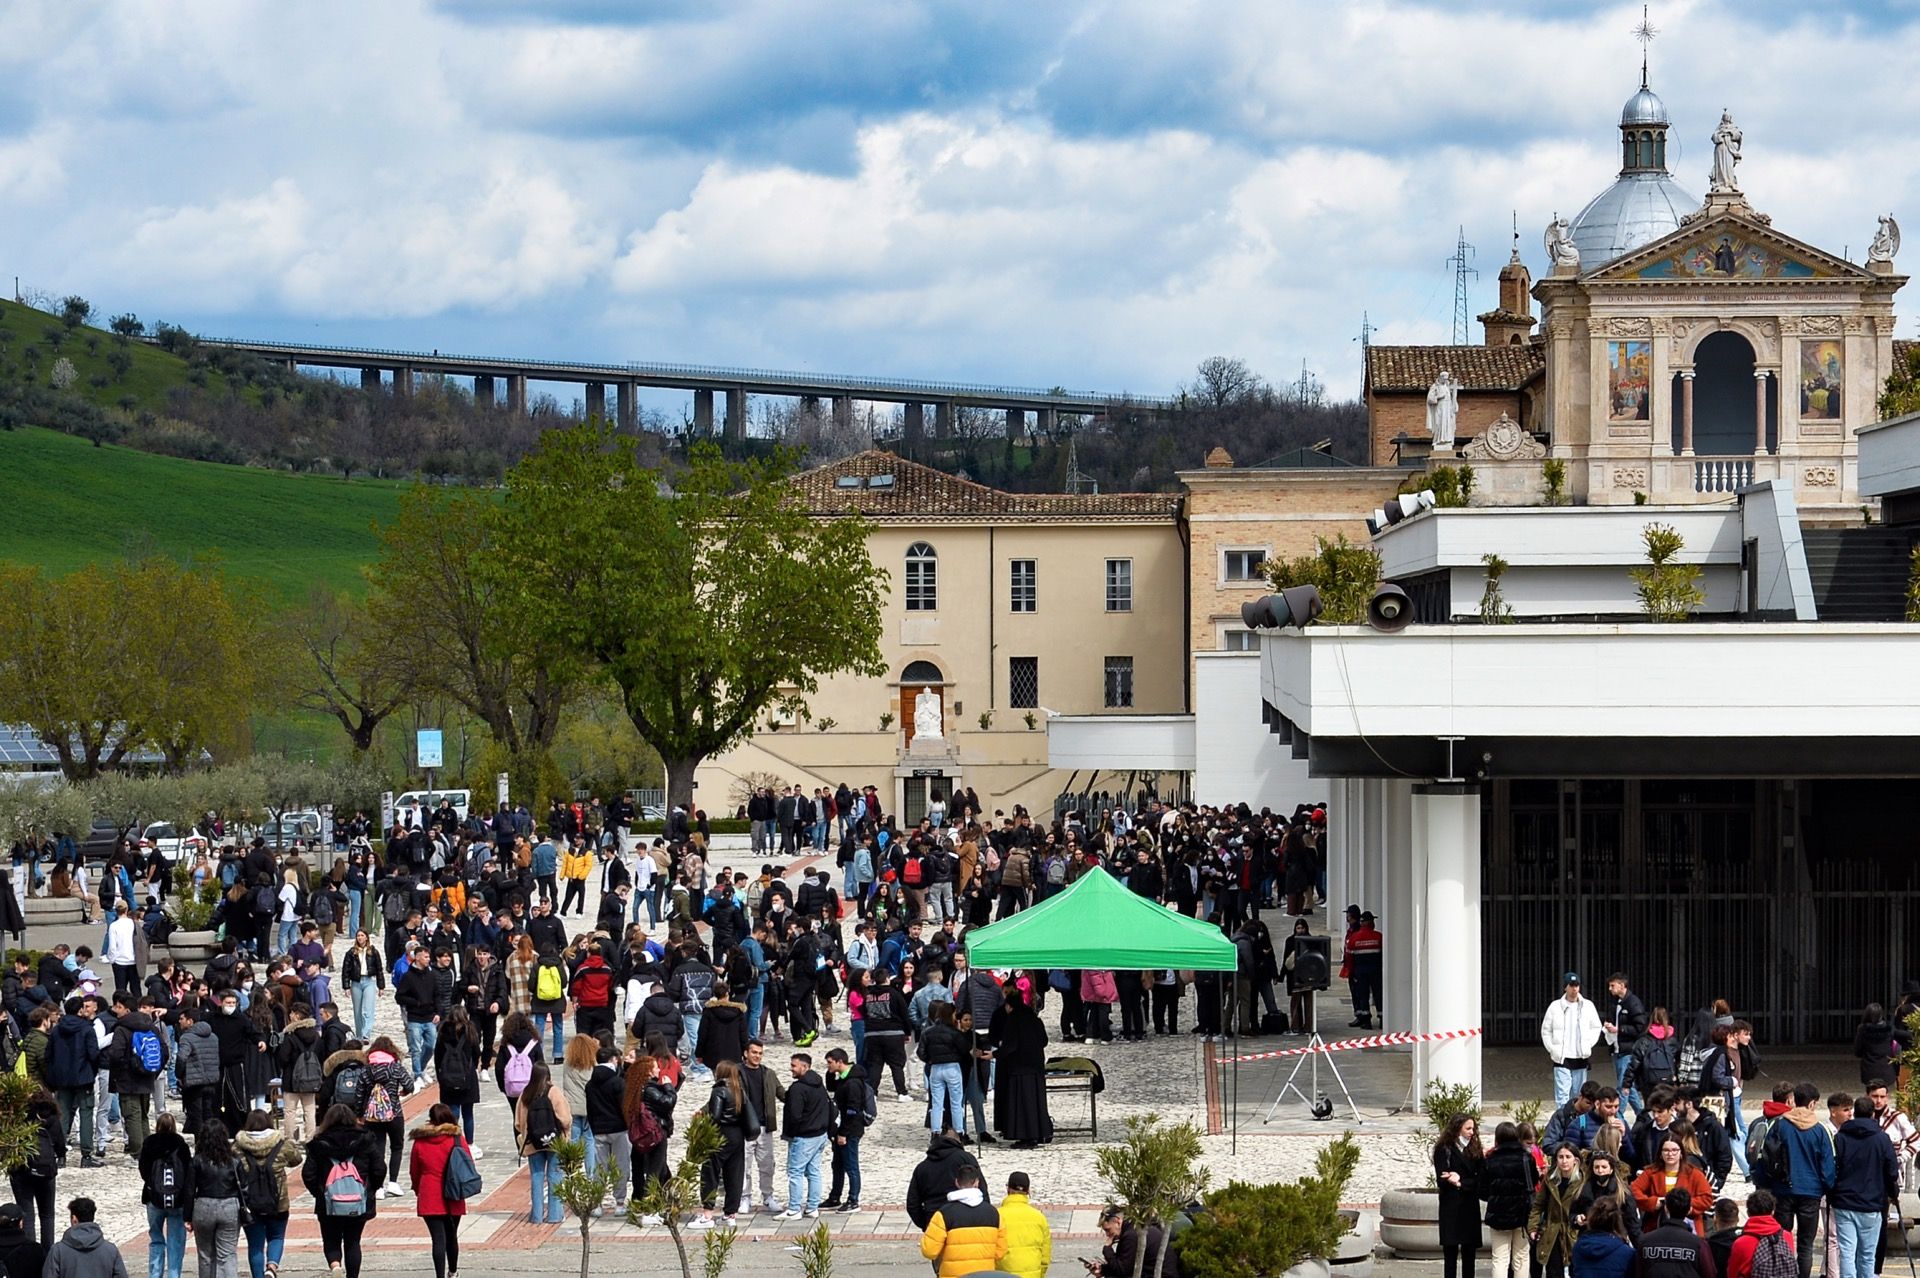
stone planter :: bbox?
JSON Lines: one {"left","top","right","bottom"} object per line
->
{"left": 1331, "top": 1208, "right": 1377, "bottom": 1278}
{"left": 22, "top": 896, "right": 84, "bottom": 927}
{"left": 1282, "top": 1259, "right": 1332, "bottom": 1278}
{"left": 1380, "top": 1187, "right": 1443, "bottom": 1258}
{"left": 163, "top": 930, "right": 219, "bottom": 964}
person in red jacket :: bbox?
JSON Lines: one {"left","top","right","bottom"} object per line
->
{"left": 1727, "top": 1189, "right": 1795, "bottom": 1278}
{"left": 568, "top": 946, "right": 616, "bottom": 1042}
{"left": 408, "top": 1103, "right": 471, "bottom": 1278}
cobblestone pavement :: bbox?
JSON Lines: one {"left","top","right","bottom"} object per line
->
{"left": 31, "top": 855, "right": 1865, "bottom": 1270}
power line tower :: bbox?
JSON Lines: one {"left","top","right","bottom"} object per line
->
{"left": 1446, "top": 225, "right": 1478, "bottom": 345}
{"left": 1356, "top": 311, "right": 1377, "bottom": 352}
{"left": 1062, "top": 435, "right": 1097, "bottom": 494}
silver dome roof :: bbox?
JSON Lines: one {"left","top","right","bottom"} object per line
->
{"left": 1620, "top": 87, "right": 1670, "bottom": 127}
{"left": 1567, "top": 170, "right": 1698, "bottom": 267}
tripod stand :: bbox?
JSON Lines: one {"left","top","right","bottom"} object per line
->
{"left": 1261, "top": 990, "right": 1364, "bottom": 1124}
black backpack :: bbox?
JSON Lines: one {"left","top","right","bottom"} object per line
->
{"left": 24, "top": 1121, "right": 59, "bottom": 1179}
{"left": 522, "top": 1092, "right": 561, "bottom": 1149}
{"left": 240, "top": 1141, "right": 285, "bottom": 1219}
{"left": 147, "top": 1145, "right": 188, "bottom": 1211}
{"left": 439, "top": 1042, "right": 475, "bottom": 1093}
{"left": 287, "top": 1040, "right": 324, "bottom": 1095}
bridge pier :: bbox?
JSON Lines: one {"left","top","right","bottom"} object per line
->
{"left": 1005, "top": 407, "right": 1023, "bottom": 438}
{"left": 903, "top": 402, "right": 925, "bottom": 445}
{"left": 617, "top": 381, "right": 635, "bottom": 429}
{"left": 507, "top": 374, "right": 527, "bottom": 415}
{"left": 934, "top": 400, "right": 953, "bottom": 439}
{"left": 361, "top": 368, "right": 381, "bottom": 392}
{"left": 693, "top": 389, "right": 714, "bottom": 435}
{"left": 725, "top": 387, "right": 747, "bottom": 441}
{"left": 1035, "top": 406, "right": 1056, "bottom": 435}
{"left": 586, "top": 382, "right": 606, "bottom": 421}
{"left": 473, "top": 375, "right": 494, "bottom": 408}
{"left": 833, "top": 396, "right": 853, "bottom": 430}
{"left": 395, "top": 366, "right": 414, "bottom": 398}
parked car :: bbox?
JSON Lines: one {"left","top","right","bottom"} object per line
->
{"left": 80, "top": 820, "right": 130, "bottom": 862}
{"left": 138, "top": 821, "right": 210, "bottom": 863}
{"left": 393, "top": 788, "right": 472, "bottom": 825}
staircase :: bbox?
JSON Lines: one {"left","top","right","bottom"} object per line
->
{"left": 1799, "top": 526, "right": 1915, "bottom": 621}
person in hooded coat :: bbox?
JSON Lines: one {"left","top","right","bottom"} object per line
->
{"left": 906, "top": 1129, "right": 986, "bottom": 1231}
{"left": 988, "top": 986, "right": 1052, "bottom": 1150}
{"left": 695, "top": 985, "right": 749, "bottom": 1072}
{"left": 408, "top": 1103, "right": 471, "bottom": 1278}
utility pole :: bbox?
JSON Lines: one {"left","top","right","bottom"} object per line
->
{"left": 1447, "top": 226, "right": 1478, "bottom": 346}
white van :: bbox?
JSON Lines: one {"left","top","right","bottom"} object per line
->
{"left": 393, "top": 789, "right": 472, "bottom": 825}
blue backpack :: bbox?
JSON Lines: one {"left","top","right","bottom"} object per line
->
{"left": 129, "top": 1029, "right": 163, "bottom": 1076}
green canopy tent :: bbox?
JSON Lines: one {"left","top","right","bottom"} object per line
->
{"left": 964, "top": 864, "right": 1238, "bottom": 971}
{"left": 963, "top": 866, "right": 1246, "bottom": 1145}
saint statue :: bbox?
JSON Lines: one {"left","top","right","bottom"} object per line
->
{"left": 1869, "top": 214, "right": 1902, "bottom": 265}
{"left": 1544, "top": 215, "right": 1581, "bottom": 272}
{"left": 1708, "top": 109, "right": 1742, "bottom": 194}
{"left": 913, "top": 686, "right": 943, "bottom": 741}
{"left": 1426, "top": 370, "right": 1460, "bottom": 449}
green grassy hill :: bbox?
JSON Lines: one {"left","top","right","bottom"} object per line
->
{"left": 0, "top": 426, "right": 406, "bottom": 595}
{"left": 0, "top": 297, "right": 252, "bottom": 413}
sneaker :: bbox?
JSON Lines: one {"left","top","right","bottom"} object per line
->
{"left": 688, "top": 1216, "right": 715, "bottom": 1230}
{"left": 414, "top": 1075, "right": 426, "bottom": 1089}
{"left": 769, "top": 1202, "right": 786, "bottom": 1214}
{"left": 819, "top": 1199, "right": 842, "bottom": 1211}
{"left": 468, "top": 1144, "right": 483, "bottom": 1159}
{"left": 640, "top": 1214, "right": 664, "bottom": 1227}
{"left": 802, "top": 1208, "right": 820, "bottom": 1218}
{"left": 895, "top": 1092, "right": 914, "bottom": 1103}
{"left": 835, "top": 1201, "right": 859, "bottom": 1214}
{"left": 778, "top": 1210, "right": 803, "bottom": 1221}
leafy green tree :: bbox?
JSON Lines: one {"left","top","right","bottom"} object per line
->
{"left": 0, "top": 778, "right": 90, "bottom": 850}
{"left": 1630, "top": 523, "right": 1705, "bottom": 622}
{"left": 281, "top": 587, "right": 411, "bottom": 753}
{"left": 108, "top": 314, "right": 143, "bottom": 338}
{"left": 366, "top": 488, "right": 571, "bottom": 760}
{"left": 58, "top": 297, "right": 91, "bottom": 329}
{"left": 551, "top": 1136, "right": 620, "bottom": 1278}
{"left": 484, "top": 427, "right": 885, "bottom": 810}
{"left": 1880, "top": 342, "right": 1920, "bottom": 418}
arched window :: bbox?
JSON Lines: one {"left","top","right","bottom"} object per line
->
{"left": 1639, "top": 131, "right": 1654, "bottom": 167}
{"left": 905, "top": 542, "right": 937, "bottom": 611}
{"left": 902, "top": 660, "right": 944, "bottom": 684}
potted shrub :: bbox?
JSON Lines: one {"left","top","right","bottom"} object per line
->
{"left": 1380, "top": 1080, "right": 1481, "bottom": 1258}
{"left": 164, "top": 863, "right": 222, "bottom": 962}
{"left": 1178, "top": 1132, "right": 1360, "bottom": 1278}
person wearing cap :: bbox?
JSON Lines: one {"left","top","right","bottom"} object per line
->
{"left": 1541, "top": 973, "right": 1605, "bottom": 1108}
{"left": 1342, "top": 911, "right": 1383, "bottom": 1029}
{"left": 0, "top": 1201, "right": 46, "bottom": 1278}
{"left": 995, "top": 1171, "right": 1051, "bottom": 1278}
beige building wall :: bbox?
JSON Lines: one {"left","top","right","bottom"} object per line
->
{"left": 1181, "top": 467, "right": 1411, "bottom": 674}
{"left": 695, "top": 518, "right": 1186, "bottom": 821}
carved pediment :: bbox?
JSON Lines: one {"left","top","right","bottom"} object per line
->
{"left": 1587, "top": 211, "right": 1870, "bottom": 284}
{"left": 1461, "top": 414, "right": 1547, "bottom": 461}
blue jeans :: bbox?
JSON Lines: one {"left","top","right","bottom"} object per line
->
{"left": 345, "top": 888, "right": 363, "bottom": 934}
{"left": 572, "top": 1116, "right": 597, "bottom": 1173}
{"left": 452, "top": 1101, "right": 474, "bottom": 1141}
{"left": 928, "top": 1062, "right": 966, "bottom": 1135}
{"left": 351, "top": 978, "right": 378, "bottom": 1041}
{"left": 1835, "top": 1207, "right": 1882, "bottom": 1278}
{"left": 405, "top": 1020, "right": 437, "bottom": 1077}
{"left": 1727, "top": 1095, "right": 1750, "bottom": 1174}
{"left": 786, "top": 1134, "right": 827, "bottom": 1212}
{"left": 146, "top": 1205, "right": 186, "bottom": 1278}
{"left": 747, "top": 986, "right": 765, "bottom": 1040}
{"left": 1552, "top": 1064, "right": 1586, "bottom": 1107}
{"left": 683, "top": 1008, "right": 703, "bottom": 1060}
{"left": 533, "top": 1011, "right": 565, "bottom": 1058}
{"left": 528, "top": 1150, "right": 562, "bottom": 1223}
{"left": 276, "top": 918, "right": 299, "bottom": 955}
{"left": 851, "top": 1021, "right": 867, "bottom": 1071}
{"left": 830, "top": 1132, "right": 862, "bottom": 1205}
{"left": 1613, "top": 1051, "right": 1642, "bottom": 1116}
{"left": 242, "top": 1215, "right": 286, "bottom": 1278}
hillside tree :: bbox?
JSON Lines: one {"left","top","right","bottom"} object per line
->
{"left": 281, "top": 586, "right": 412, "bottom": 753}
{"left": 482, "top": 426, "right": 885, "bottom": 811}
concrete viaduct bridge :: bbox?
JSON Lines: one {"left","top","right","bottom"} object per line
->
{"left": 193, "top": 338, "right": 1172, "bottom": 441}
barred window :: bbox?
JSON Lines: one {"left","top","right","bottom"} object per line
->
{"left": 1104, "top": 655, "right": 1134, "bottom": 708}
{"left": 1105, "top": 559, "right": 1132, "bottom": 612}
{"left": 905, "top": 542, "right": 937, "bottom": 612}
{"left": 1010, "top": 559, "right": 1036, "bottom": 613}
{"left": 1009, "top": 657, "right": 1038, "bottom": 708}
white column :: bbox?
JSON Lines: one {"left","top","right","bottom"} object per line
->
{"left": 1413, "top": 783, "right": 1483, "bottom": 1099}
{"left": 1360, "top": 778, "right": 1386, "bottom": 914}
{"left": 1382, "top": 779, "right": 1416, "bottom": 1036}
{"left": 1326, "top": 779, "right": 1356, "bottom": 921}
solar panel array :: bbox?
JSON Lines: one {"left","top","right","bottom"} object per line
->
{"left": 0, "top": 725, "right": 171, "bottom": 768}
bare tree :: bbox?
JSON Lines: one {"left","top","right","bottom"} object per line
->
{"left": 1189, "top": 355, "right": 1265, "bottom": 410}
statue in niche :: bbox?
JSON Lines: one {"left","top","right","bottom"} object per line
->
{"left": 913, "top": 686, "right": 943, "bottom": 741}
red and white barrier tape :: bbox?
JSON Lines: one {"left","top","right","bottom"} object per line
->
{"left": 1219, "top": 1026, "right": 1482, "bottom": 1065}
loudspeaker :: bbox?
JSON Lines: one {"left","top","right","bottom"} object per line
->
{"left": 1292, "top": 935, "right": 1332, "bottom": 991}
{"left": 1240, "top": 585, "right": 1323, "bottom": 630}
{"left": 1366, "top": 582, "right": 1412, "bottom": 633}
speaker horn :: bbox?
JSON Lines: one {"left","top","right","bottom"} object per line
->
{"left": 1240, "top": 585, "right": 1323, "bottom": 630}
{"left": 1366, "top": 582, "right": 1413, "bottom": 633}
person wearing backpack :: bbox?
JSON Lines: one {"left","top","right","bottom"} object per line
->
{"left": 235, "top": 1110, "right": 299, "bottom": 1278}
{"left": 1630, "top": 1009, "right": 1682, "bottom": 1099}
{"left": 273, "top": 1006, "right": 325, "bottom": 1145}
{"left": 566, "top": 946, "right": 616, "bottom": 1043}
{"left": 359, "top": 1038, "right": 414, "bottom": 1199}
{"left": 528, "top": 950, "right": 568, "bottom": 1061}
{"left": 408, "top": 1103, "right": 472, "bottom": 1278}
{"left": 513, "top": 1063, "right": 569, "bottom": 1224}
{"left": 692, "top": 1059, "right": 754, "bottom": 1228}
{"left": 300, "top": 1104, "right": 386, "bottom": 1278}
{"left": 1764, "top": 1082, "right": 1835, "bottom": 1278}
{"left": 491, "top": 1012, "right": 545, "bottom": 1151}
{"left": 188, "top": 1120, "right": 244, "bottom": 1278}
{"left": 139, "top": 1112, "right": 192, "bottom": 1278}
{"left": 819, "top": 1047, "right": 870, "bottom": 1214}
{"left": 106, "top": 991, "right": 166, "bottom": 1159}
{"left": 431, "top": 1010, "right": 484, "bottom": 1158}
{"left": 9, "top": 1089, "right": 61, "bottom": 1246}
{"left": 1727, "top": 1189, "right": 1797, "bottom": 1278}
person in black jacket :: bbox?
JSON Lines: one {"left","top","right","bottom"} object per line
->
{"left": 1633, "top": 1188, "right": 1713, "bottom": 1278}
{"left": 1480, "top": 1121, "right": 1537, "bottom": 1278}
{"left": 1433, "top": 1114, "right": 1485, "bottom": 1278}
{"left": 819, "top": 1048, "right": 868, "bottom": 1212}
{"left": 905, "top": 1129, "right": 984, "bottom": 1230}
{"left": 393, "top": 946, "right": 438, "bottom": 1085}
{"left": 460, "top": 947, "right": 508, "bottom": 1069}
{"left": 300, "top": 1105, "right": 386, "bottom": 1278}
{"left": 584, "top": 1046, "right": 633, "bottom": 1210}
{"left": 136, "top": 1113, "right": 191, "bottom": 1278}
{"left": 696, "top": 1060, "right": 753, "bottom": 1225}
{"left": 779, "top": 1054, "right": 832, "bottom": 1217}
{"left": 1603, "top": 974, "right": 1649, "bottom": 1113}
{"left": 1853, "top": 1003, "right": 1898, "bottom": 1089}
{"left": 0, "top": 1204, "right": 46, "bottom": 1278}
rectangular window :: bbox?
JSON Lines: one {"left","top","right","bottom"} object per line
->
{"left": 1008, "top": 657, "right": 1038, "bottom": 708}
{"left": 1222, "top": 629, "right": 1258, "bottom": 652}
{"left": 1223, "top": 548, "right": 1267, "bottom": 581}
{"left": 1105, "top": 559, "right": 1132, "bottom": 612}
{"left": 1104, "top": 655, "right": 1134, "bottom": 708}
{"left": 1009, "top": 559, "right": 1036, "bottom": 613}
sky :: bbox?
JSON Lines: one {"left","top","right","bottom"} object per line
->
{"left": 3, "top": 0, "right": 1918, "bottom": 406}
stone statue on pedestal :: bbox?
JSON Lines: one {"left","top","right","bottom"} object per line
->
{"left": 1868, "top": 215, "right": 1901, "bottom": 265}
{"left": 913, "top": 686, "right": 943, "bottom": 741}
{"left": 1426, "top": 371, "right": 1460, "bottom": 449}
{"left": 1544, "top": 215, "right": 1580, "bottom": 273}
{"left": 1709, "top": 110, "right": 1742, "bottom": 194}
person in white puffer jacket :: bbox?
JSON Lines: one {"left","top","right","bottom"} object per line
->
{"left": 1540, "top": 971, "right": 1604, "bottom": 1108}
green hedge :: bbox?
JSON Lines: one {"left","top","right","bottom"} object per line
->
{"left": 632, "top": 818, "right": 751, "bottom": 836}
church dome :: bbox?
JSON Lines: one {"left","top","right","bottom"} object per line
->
{"left": 1620, "top": 86, "right": 1669, "bottom": 127}
{"left": 1567, "top": 170, "right": 1696, "bottom": 267}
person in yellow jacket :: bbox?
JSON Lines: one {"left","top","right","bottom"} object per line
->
{"left": 920, "top": 1164, "right": 1003, "bottom": 1277}
{"left": 996, "top": 1171, "right": 1052, "bottom": 1278}
{"left": 559, "top": 840, "right": 594, "bottom": 917}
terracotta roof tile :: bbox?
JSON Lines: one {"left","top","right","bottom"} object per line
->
{"left": 786, "top": 451, "right": 1180, "bottom": 521}
{"left": 1366, "top": 343, "right": 1545, "bottom": 393}
{"left": 1896, "top": 338, "right": 1916, "bottom": 366}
